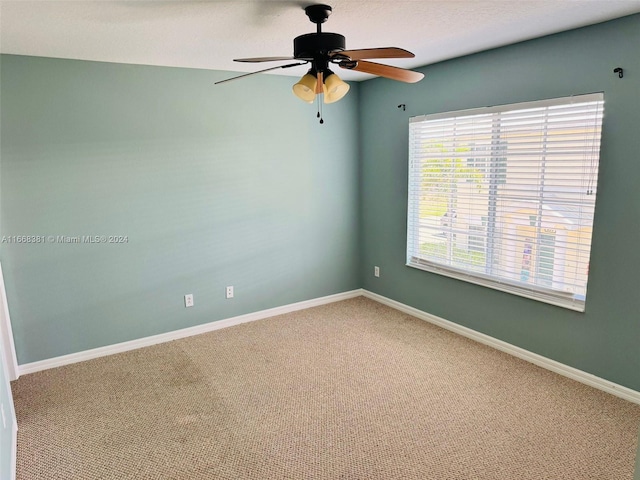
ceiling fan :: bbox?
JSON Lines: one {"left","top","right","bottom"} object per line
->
{"left": 216, "top": 3, "right": 424, "bottom": 108}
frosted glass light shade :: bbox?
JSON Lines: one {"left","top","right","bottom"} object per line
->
{"left": 324, "top": 73, "right": 349, "bottom": 104}
{"left": 292, "top": 74, "right": 317, "bottom": 103}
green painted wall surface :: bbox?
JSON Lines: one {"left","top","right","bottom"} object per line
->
{"left": 0, "top": 55, "right": 360, "bottom": 364}
{"left": 0, "top": 52, "right": 15, "bottom": 479}
{"left": 359, "top": 14, "right": 640, "bottom": 391}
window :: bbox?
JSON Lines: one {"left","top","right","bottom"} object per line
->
{"left": 407, "top": 93, "right": 604, "bottom": 311}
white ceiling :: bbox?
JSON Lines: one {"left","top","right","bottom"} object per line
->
{"left": 1, "top": 0, "right": 640, "bottom": 82}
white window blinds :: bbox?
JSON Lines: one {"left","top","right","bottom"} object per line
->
{"left": 407, "top": 93, "right": 604, "bottom": 311}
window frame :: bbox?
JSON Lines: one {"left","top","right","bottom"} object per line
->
{"left": 406, "top": 93, "right": 604, "bottom": 312}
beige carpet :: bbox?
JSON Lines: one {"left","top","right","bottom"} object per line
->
{"left": 12, "top": 297, "right": 640, "bottom": 479}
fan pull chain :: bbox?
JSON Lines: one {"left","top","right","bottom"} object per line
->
{"left": 317, "top": 95, "right": 324, "bottom": 124}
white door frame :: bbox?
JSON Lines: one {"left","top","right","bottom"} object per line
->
{"left": 0, "top": 262, "right": 18, "bottom": 381}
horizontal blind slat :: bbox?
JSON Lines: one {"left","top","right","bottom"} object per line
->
{"left": 407, "top": 93, "right": 603, "bottom": 311}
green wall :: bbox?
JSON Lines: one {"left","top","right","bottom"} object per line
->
{"left": 0, "top": 52, "right": 16, "bottom": 480}
{"left": 359, "top": 14, "right": 640, "bottom": 391}
{"left": 0, "top": 55, "right": 360, "bottom": 364}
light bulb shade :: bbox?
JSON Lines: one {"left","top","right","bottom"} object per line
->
{"left": 292, "top": 73, "right": 317, "bottom": 103}
{"left": 324, "top": 73, "right": 350, "bottom": 104}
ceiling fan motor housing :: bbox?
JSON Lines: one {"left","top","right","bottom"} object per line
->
{"left": 293, "top": 32, "right": 345, "bottom": 61}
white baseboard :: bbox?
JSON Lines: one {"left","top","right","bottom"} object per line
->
{"left": 18, "top": 289, "right": 364, "bottom": 376}
{"left": 17, "top": 287, "right": 640, "bottom": 406}
{"left": 361, "top": 290, "right": 640, "bottom": 405}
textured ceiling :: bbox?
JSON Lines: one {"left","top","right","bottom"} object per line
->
{"left": 1, "top": 1, "right": 640, "bottom": 82}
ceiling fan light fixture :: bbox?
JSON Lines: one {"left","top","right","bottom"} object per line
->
{"left": 323, "top": 71, "right": 349, "bottom": 104}
{"left": 219, "top": 4, "right": 423, "bottom": 121}
{"left": 293, "top": 72, "right": 317, "bottom": 103}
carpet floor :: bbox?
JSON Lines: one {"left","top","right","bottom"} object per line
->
{"left": 11, "top": 297, "right": 640, "bottom": 479}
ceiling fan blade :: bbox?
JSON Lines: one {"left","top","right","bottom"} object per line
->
{"left": 234, "top": 56, "right": 295, "bottom": 63}
{"left": 215, "top": 62, "right": 307, "bottom": 85}
{"left": 333, "top": 47, "right": 414, "bottom": 61}
{"left": 340, "top": 60, "right": 424, "bottom": 83}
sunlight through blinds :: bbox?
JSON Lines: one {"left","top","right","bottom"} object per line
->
{"left": 407, "top": 93, "right": 604, "bottom": 311}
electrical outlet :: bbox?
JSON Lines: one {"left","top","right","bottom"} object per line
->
{"left": 184, "top": 294, "right": 194, "bottom": 308}
{"left": 226, "top": 286, "right": 234, "bottom": 299}
{"left": 374, "top": 266, "right": 380, "bottom": 277}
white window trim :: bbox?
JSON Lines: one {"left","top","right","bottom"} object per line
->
{"left": 406, "top": 93, "right": 604, "bottom": 312}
